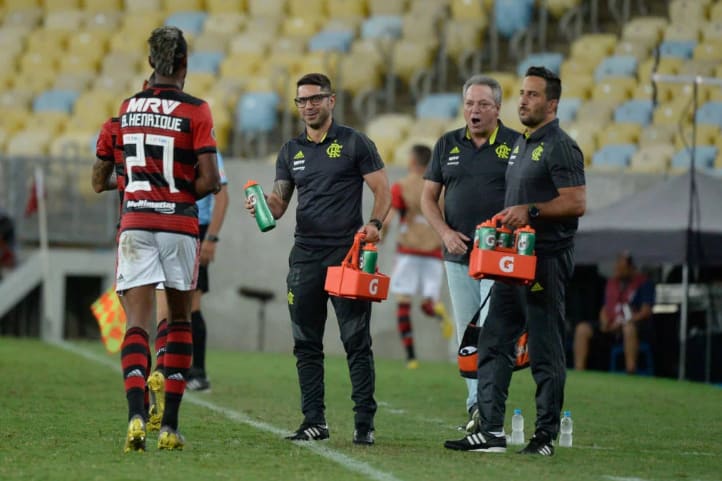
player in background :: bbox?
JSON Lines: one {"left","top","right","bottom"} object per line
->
{"left": 113, "top": 26, "right": 219, "bottom": 452}
{"left": 383, "top": 144, "right": 452, "bottom": 369}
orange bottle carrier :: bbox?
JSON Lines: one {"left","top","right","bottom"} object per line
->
{"left": 467, "top": 215, "right": 537, "bottom": 285}
{"left": 324, "top": 232, "right": 390, "bottom": 302}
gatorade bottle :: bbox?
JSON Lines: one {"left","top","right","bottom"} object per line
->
{"left": 361, "top": 244, "right": 378, "bottom": 273}
{"left": 244, "top": 180, "right": 276, "bottom": 232}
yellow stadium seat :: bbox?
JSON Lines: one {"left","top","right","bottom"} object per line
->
{"left": 68, "top": 31, "right": 110, "bottom": 58}
{"left": 702, "top": 21, "right": 722, "bottom": 42}
{"left": 193, "top": 32, "right": 231, "bottom": 53}
{"left": 5, "top": 0, "right": 41, "bottom": 10}
{"left": 682, "top": 59, "right": 717, "bottom": 78}
{"left": 206, "top": 0, "right": 246, "bottom": 13}
{"left": 674, "top": 125, "right": 720, "bottom": 150}
{"left": 337, "top": 52, "right": 381, "bottom": 96}
{"left": 575, "top": 100, "right": 614, "bottom": 125}
{"left": 2, "top": 8, "right": 44, "bottom": 29}
{"left": 622, "top": 16, "right": 667, "bottom": 45}
{"left": 49, "top": 130, "right": 96, "bottom": 158}
{"left": 204, "top": 13, "right": 246, "bottom": 36}
{"left": 653, "top": 100, "right": 692, "bottom": 126}
{"left": 669, "top": 0, "right": 708, "bottom": 22}
{"left": 0, "top": 128, "right": 8, "bottom": 153}
{"left": 219, "top": 52, "right": 264, "bottom": 79}
{"left": 11, "top": 73, "right": 55, "bottom": 94}
{"left": 565, "top": 122, "right": 598, "bottom": 165}
{"left": 598, "top": 123, "right": 642, "bottom": 146}
{"left": 711, "top": 2, "right": 722, "bottom": 21}
{"left": 83, "top": 0, "right": 122, "bottom": 12}
{"left": 120, "top": 11, "right": 165, "bottom": 32}
{"left": 560, "top": 58, "right": 597, "bottom": 79}
{"left": 451, "top": 0, "right": 486, "bottom": 20}
{"left": 258, "top": 51, "right": 304, "bottom": 78}
{"left": 184, "top": 72, "right": 217, "bottom": 94}
{"left": 228, "top": 31, "right": 273, "bottom": 55}
{"left": 591, "top": 77, "right": 636, "bottom": 105}
{"left": 366, "top": 113, "right": 414, "bottom": 142}
{"left": 247, "top": 0, "right": 286, "bottom": 17}
{"left": 0, "top": 90, "right": 34, "bottom": 111}
{"left": 162, "top": 0, "right": 203, "bottom": 13}
{"left": 34, "top": 112, "right": 71, "bottom": 135}
{"left": 638, "top": 57, "right": 684, "bottom": 83}
{"left": 44, "top": 10, "right": 86, "bottom": 31}
{"left": 1, "top": 108, "right": 32, "bottom": 133}
{"left": 244, "top": 15, "right": 281, "bottom": 35}
{"left": 84, "top": 11, "right": 122, "bottom": 31}
{"left": 484, "top": 72, "right": 518, "bottom": 100}
{"left": 546, "top": 0, "right": 580, "bottom": 18}
{"left": 299, "top": 50, "right": 339, "bottom": 75}
{"left": 614, "top": 40, "right": 651, "bottom": 61}
{"left": 109, "top": 29, "right": 152, "bottom": 55}
{"left": 562, "top": 74, "right": 594, "bottom": 100}
{"left": 101, "top": 51, "right": 145, "bottom": 77}
{"left": 26, "top": 28, "right": 70, "bottom": 52}
{"left": 6, "top": 128, "right": 54, "bottom": 156}
{"left": 664, "top": 22, "right": 701, "bottom": 42}
{"left": 499, "top": 98, "right": 524, "bottom": 132}
{"left": 282, "top": 16, "right": 322, "bottom": 38}
{"left": 350, "top": 38, "right": 386, "bottom": 67}
{"left": 392, "top": 40, "right": 436, "bottom": 85}
{"left": 693, "top": 41, "right": 722, "bottom": 61}
{"left": 125, "top": 0, "right": 161, "bottom": 12}
{"left": 570, "top": 34, "right": 617, "bottom": 63}
{"left": 94, "top": 73, "right": 137, "bottom": 95}
{"left": 402, "top": 13, "right": 439, "bottom": 46}
{"left": 444, "top": 20, "right": 484, "bottom": 59}
{"left": 57, "top": 54, "right": 99, "bottom": 74}
{"left": 288, "top": 0, "right": 325, "bottom": 17}
{"left": 53, "top": 71, "right": 95, "bottom": 91}
{"left": 709, "top": 86, "right": 722, "bottom": 102}
{"left": 716, "top": 151, "right": 722, "bottom": 170}
{"left": 638, "top": 124, "right": 676, "bottom": 147}
{"left": 409, "top": 117, "right": 449, "bottom": 138}
{"left": 632, "top": 82, "right": 666, "bottom": 102}
{"left": 368, "top": 0, "right": 406, "bottom": 15}
{"left": 323, "top": 16, "right": 363, "bottom": 32}
{"left": 43, "top": 0, "right": 81, "bottom": 11}
{"left": 629, "top": 144, "right": 675, "bottom": 173}
{"left": 369, "top": 135, "right": 398, "bottom": 164}
{"left": 19, "top": 51, "right": 60, "bottom": 74}
{"left": 326, "top": 0, "right": 367, "bottom": 18}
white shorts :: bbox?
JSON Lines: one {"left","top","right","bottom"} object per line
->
{"left": 116, "top": 230, "right": 199, "bottom": 292}
{"left": 390, "top": 253, "right": 444, "bottom": 300}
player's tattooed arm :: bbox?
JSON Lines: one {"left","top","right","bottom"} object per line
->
{"left": 91, "top": 159, "right": 117, "bottom": 193}
{"left": 267, "top": 179, "right": 294, "bottom": 219}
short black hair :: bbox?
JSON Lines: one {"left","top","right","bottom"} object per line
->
{"left": 411, "top": 144, "right": 432, "bottom": 167}
{"left": 525, "top": 66, "right": 562, "bottom": 101}
{"left": 297, "top": 73, "right": 333, "bottom": 93}
{"left": 148, "top": 26, "right": 188, "bottom": 77}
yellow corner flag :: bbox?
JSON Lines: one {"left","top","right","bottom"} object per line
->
{"left": 90, "top": 286, "right": 126, "bottom": 353}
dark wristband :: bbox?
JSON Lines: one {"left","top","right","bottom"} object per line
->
{"left": 205, "top": 234, "right": 219, "bottom": 242}
{"left": 368, "top": 218, "right": 383, "bottom": 230}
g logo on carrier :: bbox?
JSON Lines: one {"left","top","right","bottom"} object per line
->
{"left": 499, "top": 256, "right": 515, "bottom": 273}
{"left": 369, "top": 278, "right": 379, "bottom": 295}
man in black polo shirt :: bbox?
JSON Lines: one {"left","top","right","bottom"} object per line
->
{"left": 421, "top": 74, "right": 520, "bottom": 429}
{"left": 444, "top": 66, "right": 586, "bottom": 455}
{"left": 245, "top": 73, "right": 390, "bottom": 445}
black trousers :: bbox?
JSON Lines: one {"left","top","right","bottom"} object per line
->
{"left": 287, "top": 243, "right": 377, "bottom": 428}
{"left": 476, "top": 247, "right": 574, "bottom": 438}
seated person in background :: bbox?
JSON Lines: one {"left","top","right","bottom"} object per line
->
{"left": 0, "top": 208, "right": 16, "bottom": 278}
{"left": 574, "top": 251, "right": 655, "bottom": 374}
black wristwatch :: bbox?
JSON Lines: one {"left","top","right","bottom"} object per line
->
{"left": 528, "top": 205, "right": 540, "bottom": 219}
{"left": 205, "top": 234, "right": 220, "bottom": 242}
{"left": 368, "top": 218, "right": 383, "bottom": 230}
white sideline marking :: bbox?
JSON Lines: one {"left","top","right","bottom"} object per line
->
{"left": 54, "top": 341, "right": 404, "bottom": 481}
{"left": 603, "top": 477, "right": 652, "bottom": 481}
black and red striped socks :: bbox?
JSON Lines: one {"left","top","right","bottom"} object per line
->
{"left": 155, "top": 318, "right": 168, "bottom": 374}
{"left": 120, "top": 326, "right": 149, "bottom": 421}
{"left": 397, "top": 302, "right": 415, "bottom": 361}
{"left": 161, "top": 322, "right": 193, "bottom": 430}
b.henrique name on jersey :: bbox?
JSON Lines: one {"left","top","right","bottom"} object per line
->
{"left": 117, "top": 85, "right": 217, "bottom": 238}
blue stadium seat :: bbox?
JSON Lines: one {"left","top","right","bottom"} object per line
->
{"left": 33, "top": 90, "right": 80, "bottom": 114}
{"left": 188, "top": 51, "right": 224, "bottom": 74}
{"left": 236, "top": 92, "right": 280, "bottom": 133}
{"left": 557, "top": 98, "right": 582, "bottom": 124}
{"left": 415, "top": 93, "right": 460, "bottom": 119}
{"left": 495, "top": 0, "right": 534, "bottom": 38}
{"left": 165, "top": 11, "right": 208, "bottom": 36}
{"left": 591, "top": 144, "right": 637, "bottom": 169}
{"left": 594, "top": 55, "right": 638, "bottom": 81}
{"left": 308, "top": 29, "right": 355, "bottom": 53}
{"left": 614, "top": 99, "right": 654, "bottom": 126}
{"left": 517, "top": 52, "right": 564, "bottom": 77}
{"left": 361, "top": 15, "right": 403, "bottom": 40}
{"left": 671, "top": 146, "right": 718, "bottom": 170}
{"left": 659, "top": 40, "right": 697, "bottom": 59}
{"left": 695, "top": 101, "right": 722, "bottom": 127}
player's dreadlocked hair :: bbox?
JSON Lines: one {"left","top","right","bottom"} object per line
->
{"left": 148, "top": 26, "right": 187, "bottom": 77}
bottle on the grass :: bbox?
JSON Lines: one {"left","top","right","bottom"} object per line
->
{"left": 510, "top": 408, "right": 525, "bottom": 445}
{"left": 559, "top": 410, "right": 573, "bottom": 447}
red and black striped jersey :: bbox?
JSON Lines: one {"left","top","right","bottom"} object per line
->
{"left": 116, "top": 85, "right": 216, "bottom": 237}
{"left": 96, "top": 116, "right": 124, "bottom": 201}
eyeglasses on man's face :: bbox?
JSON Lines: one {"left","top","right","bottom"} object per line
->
{"left": 294, "top": 93, "right": 332, "bottom": 107}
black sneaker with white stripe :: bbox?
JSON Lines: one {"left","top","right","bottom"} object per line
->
{"left": 444, "top": 431, "right": 507, "bottom": 453}
{"left": 353, "top": 425, "right": 375, "bottom": 445}
{"left": 518, "top": 432, "right": 554, "bottom": 456}
{"left": 285, "top": 423, "right": 329, "bottom": 441}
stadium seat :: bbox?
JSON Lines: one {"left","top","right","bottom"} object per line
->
{"left": 659, "top": 40, "right": 697, "bottom": 59}
{"left": 639, "top": 124, "right": 676, "bottom": 147}
{"left": 337, "top": 52, "right": 381, "bottom": 96}
{"left": 365, "top": 113, "right": 414, "bottom": 143}
{"left": 206, "top": 0, "right": 246, "bottom": 14}
{"left": 282, "top": 16, "right": 323, "bottom": 38}
{"left": 0, "top": 90, "right": 34, "bottom": 111}
{"left": 695, "top": 101, "right": 722, "bottom": 128}
{"left": 220, "top": 52, "right": 264, "bottom": 80}
{"left": 2, "top": 8, "right": 44, "bottom": 29}
{"left": 664, "top": 23, "right": 701, "bottom": 42}
{"left": 591, "top": 144, "right": 636, "bottom": 170}
{"left": 671, "top": 146, "right": 718, "bottom": 171}
{"left": 368, "top": 0, "right": 405, "bottom": 16}
{"left": 57, "top": 53, "right": 99, "bottom": 74}
{"left": 451, "top": 0, "right": 487, "bottom": 20}
{"left": 481, "top": 72, "right": 518, "bottom": 100}
{"left": 184, "top": 72, "right": 217, "bottom": 94}
{"left": 638, "top": 57, "right": 684, "bottom": 83}
{"left": 236, "top": 92, "right": 280, "bottom": 133}
{"left": 44, "top": 10, "right": 86, "bottom": 31}
{"left": 557, "top": 98, "right": 582, "bottom": 124}
{"left": 188, "top": 51, "right": 225, "bottom": 74}
{"left": 494, "top": 0, "right": 534, "bottom": 38}
{"left": 392, "top": 40, "right": 436, "bottom": 86}
{"left": 409, "top": 117, "right": 450, "bottom": 139}
{"left": 558, "top": 74, "right": 591, "bottom": 100}
{"left": 669, "top": 0, "right": 708, "bottom": 22}
{"left": 1, "top": 108, "right": 32, "bottom": 133}
{"left": 49, "top": 130, "right": 95, "bottom": 158}
{"left": 629, "top": 144, "right": 675, "bottom": 173}
{"left": 327, "top": 0, "right": 367, "bottom": 18}
{"left": 560, "top": 58, "right": 596, "bottom": 78}
{"left": 570, "top": 34, "right": 617, "bottom": 64}
{"left": 598, "top": 123, "right": 642, "bottom": 146}
{"left": 43, "top": 0, "right": 81, "bottom": 12}
{"left": 517, "top": 52, "right": 564, "bottom": 77}
{"left": 125, "top": 0, "right": 161, "bottom": 12}
{"left": 591, "top": 77, "right": 636, "bottom": 105}
{"left": 574, "top": 100, "right": 614, "bottom": 125}
{"left": 702, "top": 21, "right": 722, "bottom": 41}
{"left": 33, "top": 90, "right": 79, "bottom": 114}
{"left": 203, "top": 13, "right": 246, "bottom": 36}
{"left": 84, "top": 11, "right": 122, "bottom": 31}
{"left": 614, "top": 100, "right": 654, "bottom": 126}
{"left": 674, "top": 124, "right": 720, "bottom": 150}
{"left": 594, "top": 55, "right": 637, "bottom": 81}
{"left": 288, "top": 0, "right": 325, "bottom": 17}
{"left": 693, "top": 41, "right": 722, "bottom": 61}
{"left": 499, "top": 98, "right": 524, "bottom": 132}
{"left": 83, "top": 0, "right": 122, "bottom": 13}
{"left": 416, "top": 93, "right": 460, "bottom": 120}
{"left": 6, "top": 128, "right": 54, "bottom": 156}
{"left": 247, "top": 0, "right": 286, "bottom": 17}
{"left": 308, "top": 29, "right": 354, "bottom": 52}
{"left": 165, "top": 11, "right": 208, "bottom": 36}
{"left": 53, "top": 72, "right": 94, "bottom": 91}
{"left": 162, "top": 0, "right": 204, "bottom": 13}
{"left": 614, "top": 40, "right": 651, "bottom": 61}
{"left": 361, "top": 15, "right": 403, "bottom": 40}
{"left": 444, "top": 19, "right": 484, "bottom": 59}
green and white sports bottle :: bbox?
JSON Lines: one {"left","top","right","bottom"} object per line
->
{"left": 244, "top": 180, "right": 276, "bottom": 232}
